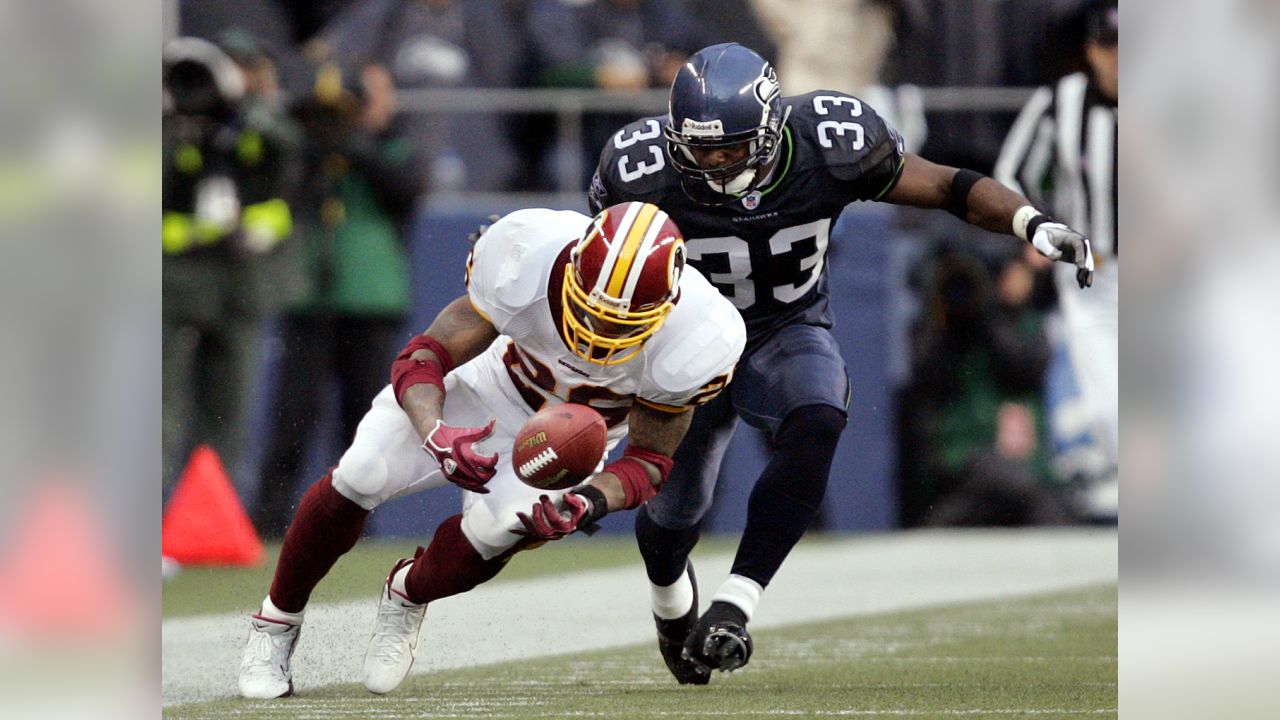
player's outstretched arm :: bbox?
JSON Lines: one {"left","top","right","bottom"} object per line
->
{"left": 587, "top": 402, "right": 693, "bottom": 511}
{"left": 883, "top": 153, "right": 1094, "bottom": 288}
{"left": 393, "top": 295, "right": 501, "bottom": 492}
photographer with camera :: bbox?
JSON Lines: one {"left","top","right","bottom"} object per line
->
{"left": 900, "top": 245, "right": 1073, "bottom": 527}
{"left": 162, "top": 36, "right": 299, "bottom": 493}
{"left": 254, "top": 58, "right": 425, "bottom": 538}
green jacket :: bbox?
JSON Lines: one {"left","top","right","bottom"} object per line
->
{"left": 911, "top": 305, "right": 1055, "bottom": 495}
{"left": 288, "top": 133, "right": 421, "bottom": 316}
{"left": 931, "top": 323, "right": 1052, "bottom": 484}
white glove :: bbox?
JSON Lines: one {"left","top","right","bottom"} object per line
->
{"left": 1031, "top": 221, "right": 1095, "bottom": 289}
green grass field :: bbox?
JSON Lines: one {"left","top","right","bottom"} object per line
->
{"left": 164, "top": 539, "right": 1116, "bottom": 719}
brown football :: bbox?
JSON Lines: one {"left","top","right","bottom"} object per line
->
{"left": 512, "top": 403, "right": 607, "bottom": 490}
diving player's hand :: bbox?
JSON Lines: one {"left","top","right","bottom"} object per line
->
{"left": 466, "top": 214, "right": 502, "bottom": 244}
{"left": 1031, "top": 222, "right": 1095, "bottom": 289}
{"left": 514, "top": 493, "right": 590, "bottom": 540}
{"left": 423, "top": 420, "right": 498, "bottom": 493}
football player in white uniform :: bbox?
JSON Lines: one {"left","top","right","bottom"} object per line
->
{"left": 237, "top": 201, "right": 745, "bottom": 698}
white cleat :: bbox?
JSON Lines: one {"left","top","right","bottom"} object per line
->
{"left": 362, "top": 558, "right": 427, "bottom": 694}
{"left": 238, "top": 615, "right": 301, "bottom": 699}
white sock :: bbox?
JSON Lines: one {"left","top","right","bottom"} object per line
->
{"left": 711, "top": 574, "right": 763, "bottom": 622}
{"left": 389, "top": 562, "right": 421, "bottom": 605}
{"left": 650, "top": 564, "right": 695, "bottom": 620}
{"left": 259, "top": 595, "right": 304, "bottom": 625}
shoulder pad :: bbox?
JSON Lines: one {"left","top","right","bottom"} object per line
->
{"left": 642, "top": 268, "right": 746, "bottom": 405}
{"left": 468, "top": 209, "right": 590, "bottom": 328}
{"left": 785, "top": 91, "right": 904, "bottom": 184}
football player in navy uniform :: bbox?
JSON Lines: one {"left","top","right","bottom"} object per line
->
{"left": 589, "top": 43, "right": 1095, "bottom": 683}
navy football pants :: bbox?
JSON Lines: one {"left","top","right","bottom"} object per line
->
{"left": 638, "top": 323, "right": 849, "bottom": 588}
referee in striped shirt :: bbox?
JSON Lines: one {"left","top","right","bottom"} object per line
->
{"left": 995, "top": 0, "right": 1118, "bottom": 515}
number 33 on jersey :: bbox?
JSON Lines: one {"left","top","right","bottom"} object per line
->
{"left": 591, "top": 90, "right": 906, "bottom": 336}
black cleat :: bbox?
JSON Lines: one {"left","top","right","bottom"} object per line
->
{"left": 683, "top": 600, "right": 753, "bottom": 673}
{"left": 653, "top": 561, "right": 710, "bottom": 685}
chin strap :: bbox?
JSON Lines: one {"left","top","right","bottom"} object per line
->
{"left": 690, "top": 104, "right": 793, "bottom": 199}
{"left": 711, "top": 106, "right": 792, "bottom": 198}
{"left": 712, "top": 169, "right": 757, "bottom": 196}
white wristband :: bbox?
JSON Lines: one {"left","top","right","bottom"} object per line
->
{"left": 1012, "top": 205, "right": 1040, "bottom": 242}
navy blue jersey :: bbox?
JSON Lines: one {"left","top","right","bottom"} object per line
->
{"left": 590, "top": 90, "right": 905, "bottom": 341}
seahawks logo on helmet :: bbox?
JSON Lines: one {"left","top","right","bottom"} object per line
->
{"left": 753, "top": 66, "right": 780, "bottom": 108}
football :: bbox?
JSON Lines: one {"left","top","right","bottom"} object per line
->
{"left": 512, "top": 403, "right": 607, "bottom": 490}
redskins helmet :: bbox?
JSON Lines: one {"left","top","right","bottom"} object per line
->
{"left": 562, "top": 202, "right": 686, "bottom": 365}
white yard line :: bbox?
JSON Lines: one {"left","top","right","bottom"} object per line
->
{"left": 162, "top": 528, "right": 1116, "bottom": 707}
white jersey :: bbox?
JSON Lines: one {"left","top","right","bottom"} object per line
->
{"left": 327, "top": 208, "right": 744, "bottom": 561}
{"left": 463, "top": 208, "right": 746, "bottom": 442}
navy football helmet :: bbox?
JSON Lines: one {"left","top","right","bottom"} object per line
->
{"left": 665, "top": 43, "right": 789, "bottom": 203}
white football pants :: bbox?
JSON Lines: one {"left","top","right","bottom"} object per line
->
{"left": 328, "top": 346, "right": 613, "bottom": 560}
{"left": 1056, "top": 260, "right": 1119, "bottom": 473}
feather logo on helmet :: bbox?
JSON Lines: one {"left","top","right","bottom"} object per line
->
{"left": 753, "top": 66, "right": 780, "bottom": 107}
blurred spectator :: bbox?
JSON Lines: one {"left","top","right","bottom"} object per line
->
{"left": 685, "top": 0, "right": 777, "bottom": 65}
{"left": 276, "top": 0, "right": 358, "bottom": 43}
{"left": 177, "top": 2, "right": 318, "bottom": 119}
{"left": 899, "top": 247, "right": 1073, "bottom": 527}
{"left": 254, "top": 60, "right": 423, "bottom": 537}
{"left": 218, "top": 29, "right": 308, "bottom": 299}
{"left": 184, "top": 0, "right": 354, "bottom": 46}
{"left": 890, "top": 0, "right": 1056, "bottom": 172}
{"left": 179, "top": 0, "right": 295, "bottom": 51}
{"left": 162, "top": 37, "right": 300, "bottom": 492}
{"left": 514, "top": 0, "right": 708, "bottom": 190}
{"left": 317, "top": 0, "right": 522, "bottom": 192}
{"left": 750, "top": 0, "right": 927, "bottom": 152}
{"left": 751, "top": 0, "right": 896, "bottom": 94}
{"left": 995, "top": 0, "right": 1117, "bottom": 519}
{"left": 1021, "top": 1, "right": 1074, "bottom": 84}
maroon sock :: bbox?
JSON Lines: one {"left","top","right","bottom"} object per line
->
{"left": 268, "top": 473, "right": 368, "bottom": 613}
{"left": 402, "top": 514, "right": 513, "bottom": 605}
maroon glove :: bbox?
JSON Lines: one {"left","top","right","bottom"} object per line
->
{"left": 423, "top": 419, "right": 498, "bottom": 493}
{"left": 515, "top": 493, "right": 589, "bottom": 540}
